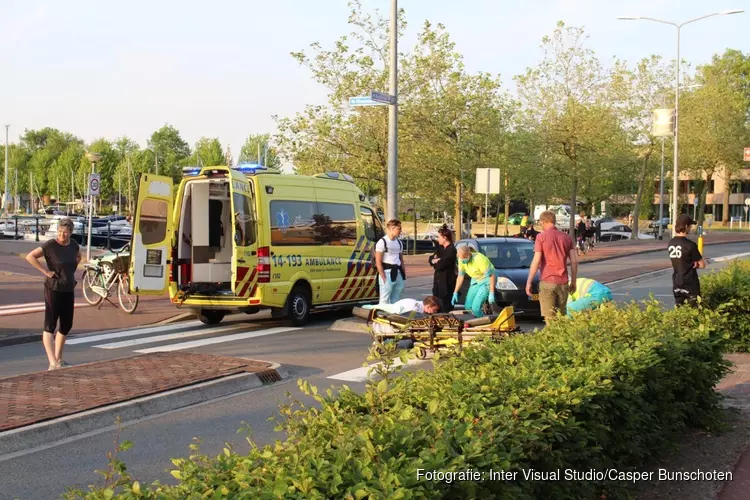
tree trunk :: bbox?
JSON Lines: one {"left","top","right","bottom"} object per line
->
{"left": 722, "top": 171, "right": 731, "bottom": 225}
{"left": 697, "top": 173, "right": 712, "bottom": 226}
{"left": 494, "top": 199, "right": 502, "bottom": 236}
{"left": 454, "top": 178, "right": 462, "bottom": 240}
{"left": 569, "top": 171, "right": 578, "bottom": 236}
{"left": 632, "top": 153, "right": 650, "bottom": 239}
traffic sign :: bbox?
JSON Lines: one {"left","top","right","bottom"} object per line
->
{"left": 745, "top": 147, "right": 750, "bottom": 162}
{"left": 475, "top": 168, "right": 501, "bottom": 194}
{"left": 371, "top": 90, "right": 396, "bottom": 105}
{"left": 88, "top": 174, "right": 101, "bottom": 197}
{"left": 349, "top": 96, "right": 383, "bottom": 107}
{"left": 693, "top": 197, "right": 699, "bottom": 206}
{"left": 745, "top": 198, "right": 750, "bottom": 206}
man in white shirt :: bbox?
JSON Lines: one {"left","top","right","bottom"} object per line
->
{"left": 364, "top": 296, "right": 441, "bottom": 336}
{"left": 363, "top": 295, "right": 441, "bottom": 316}
{"left": 375, "top": 219, "right": 407, "bottom": 304}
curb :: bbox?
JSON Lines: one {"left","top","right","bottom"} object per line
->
{"left": 0, "top": 360, "right": 289, "bottom": 458}
{"left": 330, "top": 317, "right": 370, "bottom": 333}
{"left": 604, "top": 252, "right": 750, "bottom": 289}
{"left": 331, "top": 252, "right": 750, "bottom": 331}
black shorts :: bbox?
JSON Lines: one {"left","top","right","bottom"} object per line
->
{"left": 44, "top": 287, "right": 75, "bottom": 335}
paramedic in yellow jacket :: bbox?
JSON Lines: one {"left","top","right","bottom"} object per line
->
{"left": 451, "top": 246, "right": 497, "bottom": 317}
{"left": 566, "top": 277, "right": 613, "bottom": 316}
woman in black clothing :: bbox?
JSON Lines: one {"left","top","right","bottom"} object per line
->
{"left": 428, "top": 225, "right": 458, "bottom": 312}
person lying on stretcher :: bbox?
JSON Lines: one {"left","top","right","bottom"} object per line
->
{"left": 566, "top": 277, "right": 613, "bottom": 316}
{"left": 362, "top": 296, "right": 442, "bottom": 336}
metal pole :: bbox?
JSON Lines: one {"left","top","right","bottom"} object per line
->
{"left": 155, "top": 152, "right": 159, "bottom": 175}
{"left": 3, "top": 125, "right": 8, "bottom": 217}
{"left": 484, "top": 170, "right": 489, "bottom": 237}
{"left": 671, "top": 26, "right": 681, "bottom": 236}
{"left": 71, "top": 170, "right": 75, "bottom": 207}
{"left": 86, "top": 161, "right": 96, "bottom": 261}
{"left": 386, "top": 0, "right": 398, "bottom": 221}
{"left": 658, "top": 137, "right": 665, "bottom": 239}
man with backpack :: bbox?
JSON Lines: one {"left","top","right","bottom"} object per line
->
{"left": 375, "top": 219, "right": 407, "bottom": 304}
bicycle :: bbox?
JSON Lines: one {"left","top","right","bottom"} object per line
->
{"left": 81, "top": 243, "right": 139, "bottom": 314}
{"left": 576, "top": 235, "right": 590, "bottom": 256}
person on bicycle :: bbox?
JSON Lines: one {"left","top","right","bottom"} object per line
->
{"left": 24, "top": 218, "right": 81, "bottom": 370}
{"left": 566, "top": 277, "right": 612, "bottom": 316}
{"left": 576, "top": 214, "right": 588, "bottom": 251}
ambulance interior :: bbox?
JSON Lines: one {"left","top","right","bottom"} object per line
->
{"left": 176, "top": 179, "right": 233, "bottom": 292}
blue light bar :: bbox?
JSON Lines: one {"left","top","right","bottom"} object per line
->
{"left": 233, "top": 163, "right": 268, "bottom": 175}
{"left": 182, "top": 166, "right": 201, "bottom": 177}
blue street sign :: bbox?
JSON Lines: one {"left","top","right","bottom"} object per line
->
{"left": 349, "top": 96, "right": 383, "bottom": 107}
{"left": 371, "top": 90, "right": 396, "bottom": 105}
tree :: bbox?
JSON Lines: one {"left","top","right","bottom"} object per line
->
{"left": 697, "top": 50, "right": 750, "bottom": 223}
{"left": 515, "top": 22, "right": 621, "bottom": 235}
{"left": 192, "top": 137, "right": 225, "bottom": 167}
{"left": 148, "top": 124, "right": 191, "bottom": 181}
{"left": 239, "top": 134, "right": 282, "bottom": 168}
{"left": 610, "top": 56, "right": 673, "bottom": 237}
{"left": 680, "top": 69, "right": 747, "bottom": 225}
{"left": 275, "top": 1, "right": 403, "bottom": 213}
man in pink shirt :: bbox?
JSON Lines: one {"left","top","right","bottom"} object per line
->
{"left": 526, "top": 210, "right": 578, "bottom": 321}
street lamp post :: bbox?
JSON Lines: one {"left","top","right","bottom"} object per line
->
{"left": 3, "top": 125, "right": 8, "bottom": 217}
{"left": 619, "top": 9, "right": 743, "bottom": 235}
{"left": 84, "top": 152, "right": 102, "bottom": 261}
{"left": 386, "top": 0, "right": 398, "bottom": 221}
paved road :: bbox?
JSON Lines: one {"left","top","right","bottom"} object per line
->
{"left": 0, "top": 245, "right": 749, "bottom": 499}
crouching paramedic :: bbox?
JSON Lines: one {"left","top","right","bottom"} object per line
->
{"left": 566, "top": 277, "right": 613, "bottom": 316}
{"left": 451, "top": 246, "right": 497, "bottom": 317}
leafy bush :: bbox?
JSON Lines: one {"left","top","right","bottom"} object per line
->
{"left": 64, "top": 302, "right": 730, "bottom": 500}
{"left": 701, "top": 260, "right": 750, "bottom": 352}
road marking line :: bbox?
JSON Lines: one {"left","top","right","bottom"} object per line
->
{"left": 709, "top": 252, "right": 750, "bottom": 263}
{"left": 93, "top": 324, "right": 249, "bottom": 349}
{"left": 134, "top": 327, "right": 301, "bottom": 353}
{"left": 0, "top": 303, "right": 89, "bottom": 316}
{"left": 0, "top": 302, "right": 44, "bottom": 310}
{"left": 66, "top": 321, "right": 203, "bottom": 345}
{"left": 327, "top": 358, "right": 426, "bottom": 383}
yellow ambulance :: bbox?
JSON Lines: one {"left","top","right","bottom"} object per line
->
{"left": 128, "top": 164, "right": 385, "bottom": 325}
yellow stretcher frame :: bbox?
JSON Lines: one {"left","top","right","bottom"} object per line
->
{"left": 356, "top": 306, "right": 520, "bottom": 359}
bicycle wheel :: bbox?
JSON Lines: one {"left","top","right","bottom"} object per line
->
{"left": 117, "top": 273, "right": 139, "bottom": 314}
{"left": 82, "top": 269, "right": 105, "bottom": 306}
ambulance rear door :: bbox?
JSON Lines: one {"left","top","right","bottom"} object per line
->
{"left": 229, "top": 174, "right": 259, "bottom": 298}
{"left": 129, "top": 174, "right": 174, "bottom": 295}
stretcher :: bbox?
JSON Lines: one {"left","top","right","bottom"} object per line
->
{"left": 353, "top": 306, "right": 521, "bottom": 359}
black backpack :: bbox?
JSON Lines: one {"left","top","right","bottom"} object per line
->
{"left": 370, "top": 236, "right": 403, "bottom": 271}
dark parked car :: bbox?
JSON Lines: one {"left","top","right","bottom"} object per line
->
{"left": 455, "top": 238, "right": 541, "bottom": 317}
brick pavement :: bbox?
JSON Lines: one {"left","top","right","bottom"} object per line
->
{"left": 0, "top": 352, "right": 273, "bottom": 432}
{"left": 718, "top": 354, "right": 750, "bottom": 500}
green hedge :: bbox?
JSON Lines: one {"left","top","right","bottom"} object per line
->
{"left": 701, "top": 260, "right": 750, "bottom": 352}
{"left": 65, "top": 302, "right": 730, "bottom": 500}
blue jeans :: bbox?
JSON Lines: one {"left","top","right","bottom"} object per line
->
{"left": 379, "top": 273, "right": 405, "bottom": 305}
{"left": 465, "top": 278, "right": 491, "bottom": 317}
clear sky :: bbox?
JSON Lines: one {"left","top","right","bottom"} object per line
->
{"left": 0, "top": 0, "right": 746, "bottom": 156}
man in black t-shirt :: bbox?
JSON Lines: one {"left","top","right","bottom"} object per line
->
{"left": 668, "top": 214, "right": 706, "bottom": 306}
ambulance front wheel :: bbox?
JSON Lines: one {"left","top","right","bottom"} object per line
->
{"left": 198, "top": 309, "right": 226, "bottom": 325}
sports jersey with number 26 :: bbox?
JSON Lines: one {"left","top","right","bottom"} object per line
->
{"left": 667, "top": 236, "right": 702, "bottom": 294}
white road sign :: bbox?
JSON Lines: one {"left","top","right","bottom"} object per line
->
{"left": 475, "top": 168, "right": 501, "bottom": 194}
{"left": 88, "top": 174, "right": 101, "bottom": 196}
